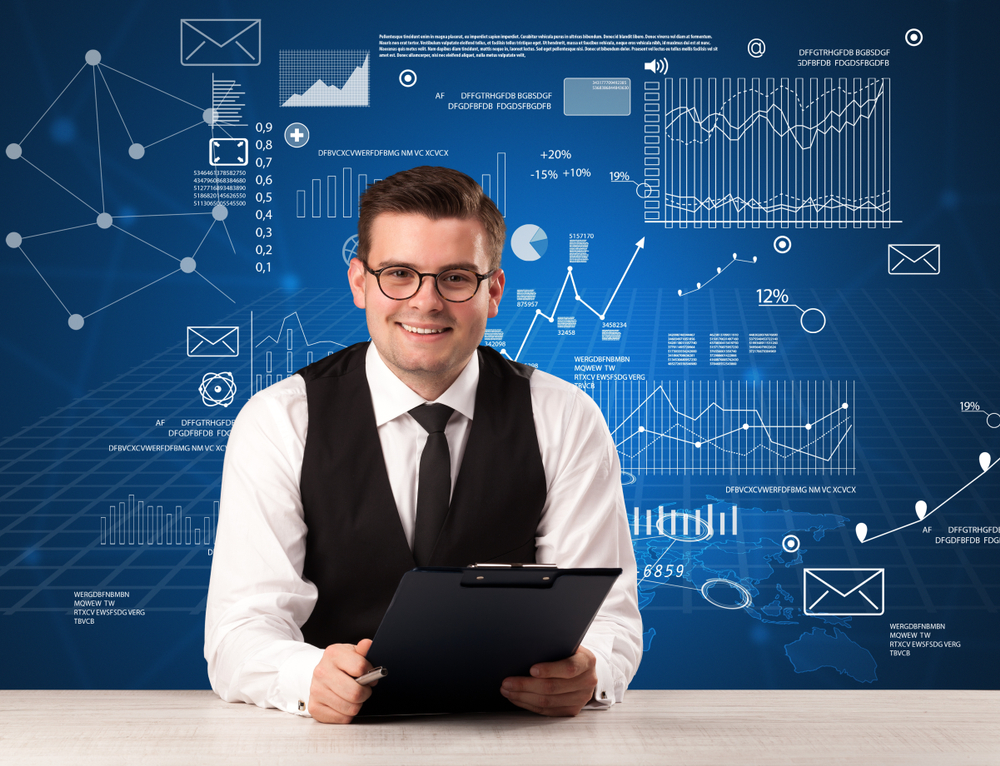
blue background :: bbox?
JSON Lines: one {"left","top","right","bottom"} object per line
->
{"left": 1, "top": 0, "right": 998, "bottom": 690}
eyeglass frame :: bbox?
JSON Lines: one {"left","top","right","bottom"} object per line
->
{"left": 362, "top": 262, "right": 497, "bottom": 303}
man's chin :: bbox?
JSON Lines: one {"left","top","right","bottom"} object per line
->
{"left": 386, "top": 345, "right": 459, "bottom": 375}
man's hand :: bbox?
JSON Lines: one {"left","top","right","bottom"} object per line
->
{"left": 307, "top": 639, "right": 376, "bottom": 723}
{"left": 500, "top": 646, "right": 597, "bottom": 716}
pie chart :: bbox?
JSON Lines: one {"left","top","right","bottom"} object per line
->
{"left": 511, "top": 224, "right": 548, "bottom": 262}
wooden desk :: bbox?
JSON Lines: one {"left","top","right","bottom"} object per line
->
{"left": 2, "top": 690, "right": 998, "bottom": 765}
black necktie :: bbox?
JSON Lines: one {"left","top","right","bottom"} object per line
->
{"left": 410, "top": 404, "right": 455, "bottom": 565}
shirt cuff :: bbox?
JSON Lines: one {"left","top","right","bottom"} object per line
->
{"left": 582, "top": 635, "right": 616, "bottom": 709}
{"left": 276, "top": 644, "right": 325, "bottom": 717}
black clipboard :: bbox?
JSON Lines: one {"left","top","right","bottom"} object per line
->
{"left": 359, "top": 565, "right": 621, "bottom": 716}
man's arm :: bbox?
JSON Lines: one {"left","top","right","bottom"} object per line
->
{"left": 204, "top": 377, "right": 323, "bottom": 715}
{"left": 502, "top": 375, "right": 642, "bottom": 715}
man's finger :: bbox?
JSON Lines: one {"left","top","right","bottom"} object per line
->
{"left": 530, "top": 645, "right": 595, "bottom": 679}
{"left": 325, "top": 642, "right": 373, "bottom": 678}
{"left": 501, "top": 686, "right": 591, "bottom": 717}
{"left": 530, "top": 654, "right": 586, "bottom": 679}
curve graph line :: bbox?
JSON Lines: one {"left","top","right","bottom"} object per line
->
{"left": 611, "top": 385, "right": 851, "bottom": 463}
{"left": 598, "top": 380, "right": 855, "bottom": 474}
{"left": 665, "top": 79, "right": 887, "bottom": 150}
{"left": 500, "top": 237, "right": 644, "bottom": 362}
{"left": 858, "top": 454, "right": 999, "bottom": 544}
{"left": 678, "top": 252, "right": 757, "bottom": 297}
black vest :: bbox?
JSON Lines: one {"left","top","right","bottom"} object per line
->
{"left": 297, "top": 343, "right": 547, "bottom": 647}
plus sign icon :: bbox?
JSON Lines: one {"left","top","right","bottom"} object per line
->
{"left": 284, "top": 122, "right": 310, "bottom": 148}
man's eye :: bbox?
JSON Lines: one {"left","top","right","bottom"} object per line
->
{"left": 441, "top": 271, "right": 475, "bottom": 284}
{"left": 386, "top": 269, "right": 414, "bottom": 280}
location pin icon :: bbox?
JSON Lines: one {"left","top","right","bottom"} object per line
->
{"left": 980, "top": 452, "right": 992, "bottom": 473}
{"left": 915, "top": 500, "right": 927, "bottom": 520}
{"left": 855, "top": 523, "right": 867, "bottom": 543}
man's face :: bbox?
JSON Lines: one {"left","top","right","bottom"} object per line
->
{"left": 348, "top": 212, "right": 504, "bottom": 398}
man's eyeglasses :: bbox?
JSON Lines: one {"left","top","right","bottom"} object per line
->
{"left": 363, "top": 263, "right": 495, "bottom": 303}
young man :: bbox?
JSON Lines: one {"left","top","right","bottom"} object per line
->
{"left": 205, "top": 166, "right": 641, "bottom": 723}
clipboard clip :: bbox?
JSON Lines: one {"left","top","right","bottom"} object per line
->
{"left": 462, "top": 564, "right": 559, "bottom": 588}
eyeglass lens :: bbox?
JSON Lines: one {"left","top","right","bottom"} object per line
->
{"left": 378, "top": 267, "right": 482, "bottom": 301}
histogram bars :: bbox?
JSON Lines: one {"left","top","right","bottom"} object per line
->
{"left": 645, "top": 76, "right": 894, "bottom": 228}
{"left": 211, "top": 75, "right": 245, "bottom": 127}
{"left": 597, "top": 379, "right": 855, "bottom": 475}
{"left": 250, "top": 310, "right": 347, "bottom": 394}
{"left": 295, "top": 153, "right": 507, "bottom": 220}
{"left": 632, "top": 504, "right": 738, "bottom": 539}
{"left": 101, "top": 495, "right": 217, "bottom": 546}
{"left": 501, "top": 237, "right": 644, "bottom": 362}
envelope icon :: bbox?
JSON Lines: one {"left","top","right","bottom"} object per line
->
{"left": 803, "top": 568, "right": 884, "bottom": 616}
{"left": 888, "top": 244, "right": 940, "bottom": 275}
{"left": 187, "top": 326, "right": 239, "bottom": 358}
{"left": 181, "top": 19, "right": 261, "bottom": 66}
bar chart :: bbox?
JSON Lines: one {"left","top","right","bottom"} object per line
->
{"left": 100, "top": 494, "right": 217, "bottom": 547}
{"left": 293, "top": 152, "right": 508, "bottom": 221}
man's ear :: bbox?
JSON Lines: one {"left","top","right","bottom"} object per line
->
{"left": 487, "top": 268, "right": 505, "bottom": 319}
{"left": 348, "top": 258, "right": 367, "bottom": 309}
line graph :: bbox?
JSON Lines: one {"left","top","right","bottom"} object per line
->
{"left": 594, "top": 379, "right": 855, "bottom": 474}
{"left": 678, "top": 252, "right": 757, "bottom": 296}
{"left": 499, "top": 237, "right": 644, "bottom": 362}
{"left": 857, "top": 452, "right": 998, "bottom": 543}
{"left": 250, "top": 310, "right": 349, "bottom": 394}
{"left": 645, "top": 76, "right": 893, "bottom": 227}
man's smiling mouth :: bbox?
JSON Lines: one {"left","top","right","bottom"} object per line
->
{"left": 400, "top": 323, "right": 448, "bottom": 335}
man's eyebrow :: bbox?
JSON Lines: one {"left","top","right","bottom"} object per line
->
{"left": 372, "top": 260, "right": 485, "bottom": 272}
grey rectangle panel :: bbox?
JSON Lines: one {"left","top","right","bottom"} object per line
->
{"left": 564, "top": 78, "right": 631, "bottom": 116}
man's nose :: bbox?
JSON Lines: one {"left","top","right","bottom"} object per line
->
{"left": 408, "top": 273, "right": 445, "bottom": 310}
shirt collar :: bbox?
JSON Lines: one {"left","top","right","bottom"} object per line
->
{"left": 365, "top": 342, "right": 479, "bottom": 426}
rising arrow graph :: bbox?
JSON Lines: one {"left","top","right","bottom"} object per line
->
{"left": 501, "top": 237, "right": 644, "bottom": 362}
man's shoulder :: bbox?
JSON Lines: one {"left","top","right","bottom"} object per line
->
{"left": 297, "top": 342, "right": 369, "bottom": 382}
{"left": 527, "top": 367, "right": 604, "bottom": 422}
{"left": 227, "top": 374, "right": 308, "bottom": 445}
{"left": 239, "top": 374, "right": 307, "bottom": 416}
{"left": 527, "top": 366, "right": 584, "bottom": 396}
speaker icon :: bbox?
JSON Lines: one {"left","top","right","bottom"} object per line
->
{"left": 643, "top": 58, "right": 668, "bottom": 74}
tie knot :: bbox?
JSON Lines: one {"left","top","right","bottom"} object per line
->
{"left": 410, "top": 403, "right": 454, "bottom": 434}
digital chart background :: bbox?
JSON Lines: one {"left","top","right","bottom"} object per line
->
{"left": 1, "top": 0, "right": 998, "bottom": 690}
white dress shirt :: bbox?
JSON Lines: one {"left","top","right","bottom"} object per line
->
{"left": 205, "top": 344, "right": 642, "bottom": 716}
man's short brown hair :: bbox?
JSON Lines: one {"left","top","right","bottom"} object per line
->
{"left": 356, "top": 166, "right": 505, "bottom": 271}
